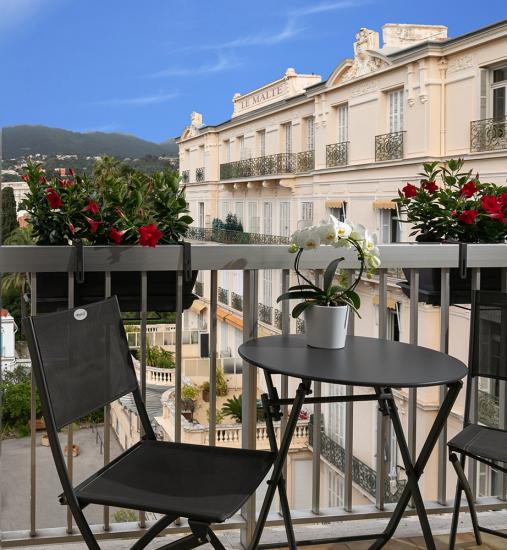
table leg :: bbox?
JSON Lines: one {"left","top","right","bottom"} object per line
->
{"left": 248, "top": 378, "right": 312, "bottom": 550}
{"left": 370, "top": 381, "right": 462, "bottom": 550}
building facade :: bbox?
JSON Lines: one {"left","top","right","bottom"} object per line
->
{"left": 177, "top": 20, "right": 507, "bottom": 508}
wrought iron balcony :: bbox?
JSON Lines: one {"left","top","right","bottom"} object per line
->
{"left": 326, "top": 141, "right": 349, "bottom": 167}
{"left": 181, "top": 169, "right": 189, "bottom": 183}
{"left": 478, "top": 389, "right": 499, "bottom": 427}
{"left": 187, "top": 226, "right": 290, "bottom": 245}
{"left": 218, "top": 286, "right": 229, "bottom": 305}
{"left": 220, "top": 152, "right": 299, "bottom": 180}
{"left": 296, "top": 150, "right": 315, "bottom": 172}
{"left": 296, "top": 317, "right": 305, "bottom": 334}
{"left": 231, "top": 291, "right": 243, "bottom": 311}
{"left": 195, "top": 167, "right": 205, "bottom": 182}
{"left": 470, "top": 117, "right": 507, "bottom": 152}
{"left": 274, "top": 308, "right": 282, "bottom": 330}
{"left": 194, "top": 280, "right": 204, "bottom": 297}
{"left": 375, "top": 131, "right": 405, "bottom": 162}
{"left": 258, "top": 303, "right": 273, "bottom": 325}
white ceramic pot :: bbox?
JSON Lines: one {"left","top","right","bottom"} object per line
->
{"left": 304, "top": 304, "right": 349, "bottom": 349}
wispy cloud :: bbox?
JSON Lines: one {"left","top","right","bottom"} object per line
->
{"left": 0, "top": 0, "right": 51, "bottom": 30}
{"left": 289, "top": 1, "right": 362, "bottom": 17}
{"left": 146, "top": 54, "right": 239, "bottom": 78}
{"left": 94, "top": 92, "right": 178, "bottom": 107}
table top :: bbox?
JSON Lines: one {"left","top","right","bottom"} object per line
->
{"left": 238, "top": 335, "right": 467, "bottom": 388}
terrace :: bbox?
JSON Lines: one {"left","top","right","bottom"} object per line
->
{"left": 1, "top": 242, "right": 507, "bottom": 549}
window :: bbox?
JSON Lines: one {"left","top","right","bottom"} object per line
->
{"left": 198, "top": 202, "right": 204, "bottom": 228}
{"left": 387, "top": 305, "right": 401, "bottom": 342}
{"left": 280, "top": 202, "right": 290, "bottom": 237}
{"left": 221, "top": 201, "right": 230, "bottom": 220}
{"left": 379, "top": 209, "right": 399, "bottom": 243}
{"left": 492, "top": 66, "right": 507, "bottom": 120}
{"left": 234, "top": 201, "right": 244, "bottom": 224}
{"left": 306, "top": 116, "right": 315, "bottom": 151}
{"left": 337, "top": 104, "right": 348, "bottom": 143}
{"left": 238, "top": 135, "right": 246, "bottom": 160}
{"left": 326, "top": 384, "right": 346, "bottom": 447}
{"left": 248, "top": 202, "right": 259, "bottom": 233}
{"left": 263, "top": 202, "right": 272, "bottom": 234}
{"left": 284, "top": 123, "right": 292, "bottom": 154}
{"left": 301, "top": 202, "right": 313, "bottom": 225}
{"left": 263, "top": 269, "right": 272, "bottom": 306}
{"left": 327, "top": 469, "right": 344, "bottom": 508}
{"left": 224, "top": 140, "right": 231, "bottom": 162}
{"left": 258, "top": 130, "right": 266, "bottom": 157}
{"left": 220, "top": 323, "right": 228, "bottom": 356}
{"left": 388, "top": 89, "right": 404, "bottom": 133}
{"left": 233, "top": 270, "right": 243, "bottom": 294}
{"left": 329, "top": 204, "right": 346, "bottom": 222}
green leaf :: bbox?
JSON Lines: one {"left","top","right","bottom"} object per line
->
{"left": 291, "top": 301, "right": 313, "bottom": 319}
{"left": 323, "top": 257, "right": 345, "bottom": 291}
{"left": 277, "top": 290, "right": 320, "bottom": 303}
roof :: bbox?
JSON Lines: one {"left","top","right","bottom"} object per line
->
{"left": 119, "top": 384, "right": 167, "bottom": 424}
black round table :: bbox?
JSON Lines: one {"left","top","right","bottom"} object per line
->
{"left": 238, "top": 335, "right": 467, "bottom": 550}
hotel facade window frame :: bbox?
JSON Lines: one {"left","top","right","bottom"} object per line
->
{"left": 388, "top": 88, "right": 405, "bottom": 133}
{"left": 279, "top": 201, "right": 290, "bottom": 237}
{"left": 257, "top": 129, "right": 266, "bottom": 157}
{"left": 284, "top": 122, "right": 293, "bottom": 154}
{"left": 337, "top": 103, "right": 349, "bottom": 143}
{"left": 491, "top": 65, "right": 507, "bottom": 120}
{"left": 234, "top": 201, "right": 244, "bottom": 225}
{"left": 301, "top": 201, "right": 314, "bottom": 227}
{"left": 306, "top": 115, "right": 315, "bottom": 151}
{"left": 263, "top": 201, "right": 273, "bottom": 235}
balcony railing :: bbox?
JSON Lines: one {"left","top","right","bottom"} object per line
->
{"left": 470, "top": 117, "right": 507, "bottom": 152}
{"left": 195, "top": 167, "right": 205, "bottom": 182}
{"left": 274, "top": 308, "right": 282, "bottom": 330}
{"left": 326, "top": 141, "right": 349, "bottom": 167}
{"left": 231, "top": 291, "right": 243, "bottom": 311}
{"left": 296, "top": 149, "right": 315, "bottom": 172}
{"left": 187, "top": 226, "right": 290, "bottom": 245}
{"left": 181, "top": 169, "right": 189, "bottom": 183}
{"left": 1, "top": 243, "right": 507, "bottom": 547}
{"left": 258, "top": 303, "right": 273, "bottom": 325}
{"left": 375, "top": 131, "right": 405, "bottom": 161}
{"left": 220, "top": 152, "right": 300, "bottom": 180}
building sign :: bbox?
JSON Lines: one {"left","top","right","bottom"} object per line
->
{"left": 233, "top": 81, "right": 288, "bottom": 116}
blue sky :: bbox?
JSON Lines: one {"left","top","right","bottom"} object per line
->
{"left": 1, "top": 0, "right": 506, "bottom": 143}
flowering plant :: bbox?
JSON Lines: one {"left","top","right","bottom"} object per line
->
{"left": 19, "top": 161, "right": 192, "bottom": 247}
{"left": 394, "top": 158, "right": 507, "bottom": 243}
{"left": 277, "top": 217, "right": 380, "bottom": 318}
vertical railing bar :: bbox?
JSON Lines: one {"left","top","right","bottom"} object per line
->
{"left": 437, "top": 268, "right": 450, "bottom": 505}
{"left": 29, "top": 273, "right": 37, "bottom": 537}
{"left": 408, "top": 268, "right": 419, "bottom": 508}
{"left": 500, "top": 268, "right": 507, "bottom": 501}
{"left": 103, "top": 272, "right": 111, "bottom": 531}
{"left": 240, "top": 269, "right": 258, "bottom": 548}
{"left": 344, "top": 269, "right": 355, "bottom": 512}
{"left": 468, "top": 268, "right": 481, "bottom": 499}
{"left": 376, "top": 269, "right": 388, "bottom": 511}
{"left": 139, "top": 271, "right": 147, "bottom": 529}
{"left": 66, "top": 271, "right": 75, "bottom": 534}
{"left": 311, "top": 270, "right": 322, "bottom": 515}
{"left": 209, "top": 270, "right": 218, "bottom": 446}
{"left": 278, "top": 269, "right": 290, "bottom": 515}
{"left": 175, "top": 270, "right": 184, "bottom": 443}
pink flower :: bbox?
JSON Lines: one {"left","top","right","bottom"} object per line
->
{"left": 85, "top": 217, "right": 103, "bottom": 234}
{"left": 69, "top": 168, "right": 74, "bottom": 177}
{"left": 45, "top": 188, "right": 62, "bottom": 209}
{"left": 39, "top": 175, "right": 47, "bottom": 184}
{"left": 458, "top": 210, "right": 478, "bottom": 225}
{"left": 69, "top": 223, "right": 75, "bottom": 234}
{"left": 109, "top": 227, "right": 125, "bottom": 245}
{"left": 402, "top": 183, "right": 417, "bottom": 198}
{"left": 59, "top": 178, "right": 74, "bottom": 188}
{"left": 138, "top": 223, "right": 163, "bottom": 247}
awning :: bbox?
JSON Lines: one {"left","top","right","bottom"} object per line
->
{"left": 190, "top": 299, "right": 207, "bottom": 314}
{"left": 325, "top": 199, "right": 344, "bottom": 208}
{"left": 217, "top": 307, "right": 243, "bottom": 330}
{"left": 373, "top": 199, "right": 396, "bottom": 210}
{"left": 372, "top": 294, "right": 397, "bottom": 310}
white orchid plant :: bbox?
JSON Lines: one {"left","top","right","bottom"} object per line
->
{"left": 277, "top": 216, "right": 381, "bottom": 318}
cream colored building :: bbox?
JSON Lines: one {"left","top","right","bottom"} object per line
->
{"left": 177, "top": 20, "right": 507, "bottom": 509}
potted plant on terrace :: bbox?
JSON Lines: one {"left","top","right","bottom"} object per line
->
{"left": 394, "top": 158, "right": 507, "bottom": 305}
{"left": 19, "top": 161, "right": 197, "bottom": 312}
{"left": 277, "top": 216, "right": 380, "bottom": 349}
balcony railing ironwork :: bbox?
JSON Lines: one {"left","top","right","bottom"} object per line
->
{"left": 470, "top": 117, "right": 507, "bottom": 153}
{"left": 231, "top": 291, "right": 243, "bottom": 312}
{"left": 296, "top": 150, "right": 315, "bottom": 172}
{"left": 194, "top": 280, "right": 204, "bottom": 297}
{"left": 187, "top": 226, "right": 290, "bottom": 245}
{"left": 258, "top": 303, "right": 273, "bottom": 325}
{"left": 375, "top": 131, "right": 405, "bottom": 162}
{"left": 181, "top": 170, "right": 189, "bottom": 183}
{"left": 195, "top": 167, "right": 205, "bottom": 182}
{"left": 296, "top": 317, "right": 305, "bottom": 334}
{"left": 274, "top": 308, "right": 282, "bottom": 330}
{"left": 218, "top": 286, "right": 229, "bottom": 305}
{"left": 1, "top": 243, "right": 507, "bottom": 547}
{"left": 219, "top": 152, "right": 302, "bottom": 180}
{"left": 326, "top": 142, "right": 349, "bottom": 167}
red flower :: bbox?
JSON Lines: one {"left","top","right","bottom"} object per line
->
{"left": 451, "top": 210, "right": 457, "bottom": 217}
{"left": 500, "top": 193, "right": 507, "bottom": 207}
{"left": 85, "top": 217, "right": 103, "bottom": 234}
{"left": 460, "top": 181, "right": 478, "bottom": 198}
{"left": 481, "top": 195, "right": 500, "bottom": 214}
{"left": 69, "top": 168, "right": 74, "bottom": 177}
{"left": 59, "top": 178, "right": 74, "bottom": 188}
{"left": 139, "top": 223, "right": 163, "bottom": 247}
{"left": 21, "top": 174, "right": 28, "bottom": 182}
{"left": 422, "top": 180, "right": 438, "bottom": 194}
{"left": 69, "top": 223, "right": 75, "bottom": 234}
{"left": 458, "top": 209, "right": 478, "bottom": 225}
{"left": 39, "top": 175, "right": 47, "bottom": 184}
{"left": 45, "top": 187, "right": 62, "bottom": 209}
{"left": 83, "top": 200, "right": 100, "bottom": 215}
{"left": 402, "top": 183, "right": 417, "bottom": 198}
{"left": 490, "top": 212, "right": 507, "bottom": 224}
{"left": 109, "top": 227, "right": 125, "bottom": 245}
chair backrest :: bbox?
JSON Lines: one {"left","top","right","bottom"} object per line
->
{"left": 23, "top": 297, "right": 142, "bottom": 430}
{"left": 469, "top": 290, "right": 507, "bottom": 382}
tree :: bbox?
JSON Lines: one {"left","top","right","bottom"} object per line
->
{"left": 1, "top": 187, "right": 17, "bottom": 242}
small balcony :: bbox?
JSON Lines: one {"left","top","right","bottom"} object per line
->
{"left": 375, "top": 131, "right": 405, "bottom": 162}
{"left": 220, "top": 152, "right": 304, "bottom": 180}
{"left": 180, "top": 169, "right": 189, "bottom": 183}
{"left": 195, "top": 166, "right": 205, "bottom": 182}
{"left": 470, "top": 116, "right": 507, "bottom": 152}
{"left": 194, "top": 280, "right": 204, "bottom": 296}
{"left": 326, "top": 141, "right": 349, "bottom": 167}
{"left": 187, "top": 226, "right": 290, "bottom": 245}
{"left": 258, "top": 303, "right": 273, "bottom": 325}
{"left": 218, "top": 286, "right": 229, "bottom": 305}
{"left": 231, "top": 291, "right": 243, "bottom": 311}
{"left": 296, "top": 149, "right": 315, "bottom": 172}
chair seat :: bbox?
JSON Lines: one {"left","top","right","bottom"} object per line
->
{"left": 448, "top": 424, "right": 507, "bottom": 463}
{"left": 72, "top": 440, "right": 275, "bottom": 523}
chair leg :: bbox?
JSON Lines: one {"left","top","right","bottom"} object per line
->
{"left": 207, "top": 529, "right": 228, "bottom": 550}
{"left": 154, "top": 533, "right": 205, "bottom": 550}
{"left": 131, "top": 514, "right": 178, "bottom": 550}
{"left": 450, "top": 452, "right": 482, "bottom": 546}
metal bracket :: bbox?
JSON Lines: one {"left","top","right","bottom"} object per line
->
{"left": 74, "top": 239, "right": 85, "bottom": 284}
{"left": 459, "top": 242, "right": 467, "bottom": 280}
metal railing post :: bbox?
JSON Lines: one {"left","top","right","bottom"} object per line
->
{"left": 408, "top": 269, "right": 419, "bottom": 508}
{"left": 208, "top": 270, "right": 218, "bottom": 446}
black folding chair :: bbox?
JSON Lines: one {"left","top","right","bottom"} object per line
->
{"left": 23, "top": 297, "right": 275, "bottom": 550}
{"left": 448, "top": 290, "right": 507, "bottom": 549}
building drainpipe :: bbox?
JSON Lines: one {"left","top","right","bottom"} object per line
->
{"left": 439, "top": 58, "right": 448, "bottom": 157}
